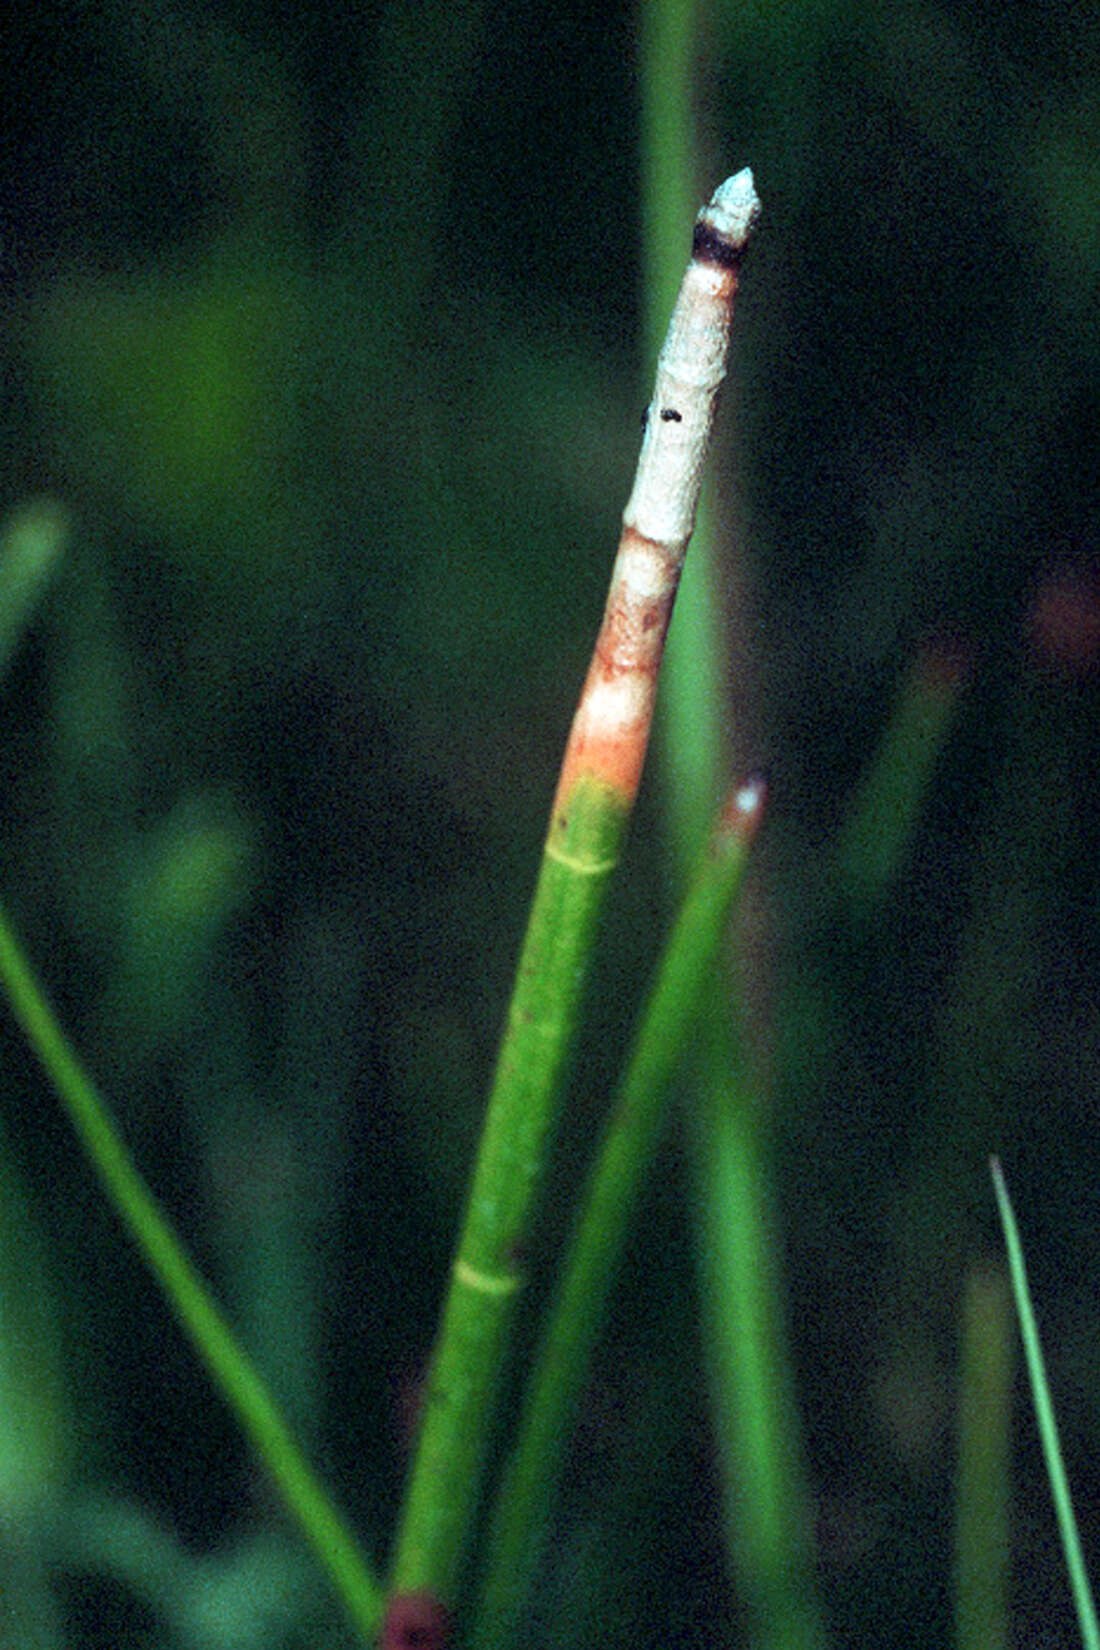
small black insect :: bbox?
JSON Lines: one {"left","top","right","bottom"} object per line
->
{"left": 660, "top": 407, "right": 682, "bottom": 422}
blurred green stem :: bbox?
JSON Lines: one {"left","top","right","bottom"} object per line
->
{"left": 0, "top": 500, "right": 69, "bottom": 682}
{"left": 640, "top": 0, "right": 728, "bottom": 848}
{"left": 836, "top": 643, "right": 969, "bottom": 915}
{"left": 0, "top": 898, "right": 384, "bottom": 1644}
{"left": 640, "top": 5, "right": 824, "bottom": 1646}
{"left": 954, "top": 1262, "right": 1012, "bottom": 1650}
{"left": 689, "top": 1005, "right": 826, "bottom": 1650}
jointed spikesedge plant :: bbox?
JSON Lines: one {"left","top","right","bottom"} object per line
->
{"left": 2, "top": 45, "right": 1094, "bottom": 1650}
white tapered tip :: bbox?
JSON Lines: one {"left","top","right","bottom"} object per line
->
{"left": 702, "top": 168, "right": 761, "bottom": 248}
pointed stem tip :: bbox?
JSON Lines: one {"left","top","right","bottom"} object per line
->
{"left": 721, "top": 770, "right": 769, "bottom": 842}
{"left": 701, "top": 169, "right": 762, "bottom": 249}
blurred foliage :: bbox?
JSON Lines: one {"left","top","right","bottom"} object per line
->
{"left": 1, "top": 1, "right": 1098, "bottom": 1646}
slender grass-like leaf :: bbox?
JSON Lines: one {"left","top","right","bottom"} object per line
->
{"left": 0, "top": 900, "right": 384, "bottom": 1644}
{"left": 991, "top": 1157, "right": 1099, "bottom": 1650}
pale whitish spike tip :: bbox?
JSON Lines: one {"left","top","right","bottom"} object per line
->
{"left": 734, "top": 769, "right": 768, "bottom": 819}
{"left": 721, "top": 770, "right": 768, "bottom": 840}
{"left": 701, "top": 168, "right": 761, "bottom": 249}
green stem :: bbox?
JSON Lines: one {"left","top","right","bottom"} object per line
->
{"left": 0, "top": 897, "right": 384, "bottom": 1644}
{"left": 991, "top": 1158, "right": 1099, "bottom": 1650}
{"left": 470, "top": 777, "right": 767, "bottom": 1647}
{"left": 387, "top": 775, "right": 630, "bottom": 1610}
{"left": 639, "top": 0, "right": 699, "bottom": 342}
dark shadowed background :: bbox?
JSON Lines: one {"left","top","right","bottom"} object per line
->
{"left": 2, "top": 2, "right": 1098, "bottom": 1646}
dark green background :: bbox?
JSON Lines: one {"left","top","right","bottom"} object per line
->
{"left": 2, "top": 2, "right": 1098, "bottom": 1646}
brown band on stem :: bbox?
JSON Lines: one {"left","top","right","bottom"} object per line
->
{"left": 552, "top": 526, "right": 683, "bottom": 810}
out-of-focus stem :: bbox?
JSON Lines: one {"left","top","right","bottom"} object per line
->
{"left": 689, "top": 1009, "right": 827, "bottom": 1650}
{"left": 836, "top": 641, "right": 970, "bottom": 913}
{"left": 955, "top": 1262, "right": 1012, "bottom": 1650}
